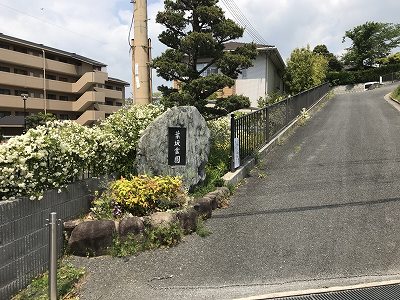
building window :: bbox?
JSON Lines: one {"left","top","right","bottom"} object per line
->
{"left": 116, "top": 87, "right": 122, "bottom": 91}
{"left": 47, "top": 94, "right": 57, "bottom": 100}
{"left": 59, "top": 95, "right": 69, "bottom": 101}
{"left": 14, "top": 68, "right": 28, "bottom": 75}
{"left": 196, "top": 63, "right": 218, "bottom": 77}
{"left": 14, "top": 46, "right": 27, "bottom": 54}
{"left": 105, "top": 100, "right": 113, "bottom": 106}
{"left": 15, "top": 90, "right": 28, "bottom": 96}
{"left": 59, "top": 114, "right": 70, "bottom": 120}
{"left": 241, "top": 69, "right": 247, "bottom": 79}
{"left": 0, "top": 43, "right": 10, "bottom": 49}
{"left": 46, "top": 74, "right": 57, "bottom": 80}
{"left": 116, "top": 102, "right": 122, "bottom": 106}
{"left": 59, "top": 77, "right": 69, "bottom": 82}
{"left": 0, "top": 66, "right": 10, "bottom": 72}
{"left": 105, "top": 85, "right": 113, "bottom": 90}
{"left": 0, "top": 111, "right": 11, "bottom": 118}
{"left": 0, "top": 88, "right": 11, "bottom": 95}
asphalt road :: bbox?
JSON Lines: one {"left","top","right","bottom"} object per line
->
{"left": 70, "top": 84, "right": 400, "bottom": 300}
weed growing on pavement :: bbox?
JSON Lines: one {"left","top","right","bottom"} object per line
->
{"left": 12, "top": 261, "right": 85, "bottom": 300}
{"left": 196, "top": 218, "right": 212, "bottom": 237}
{"left": 298, "top": 108, "right": 310, "bottom": 126}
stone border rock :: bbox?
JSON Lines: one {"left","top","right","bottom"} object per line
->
{"left": 65, "top": 187, "right": 231, "bottom": 256}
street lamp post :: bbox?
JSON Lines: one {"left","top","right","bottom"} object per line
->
{"left": 21, "top": 93, "right": 29, "bottom": 133}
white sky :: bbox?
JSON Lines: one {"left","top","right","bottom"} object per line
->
{"left": 0, "top": 0, "right": 399, "bottom": 98}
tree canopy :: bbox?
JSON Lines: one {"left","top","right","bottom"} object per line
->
{"left": 26, "top": 112, "right": 56, "bottom": 130}
{"left": 376, "top": 52, "right": 400, "bottom": 65}
{"left": 152, "top": 0, "right": 257, "bottom": 118}
{"left": 313, "top": 44, "right": 343, "bottom": 72}
{"left": 342, "top": 21, "right": 400, "bottom": 69}
{"left": 284, "top": 46, "right": 328, "bottom": 95}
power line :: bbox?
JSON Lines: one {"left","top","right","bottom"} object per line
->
{"left": 220, "top": 0, "right": 269, "bottom": 45}
{"left": 221, "top": 0, "right": 267, "bottom": 44}
{"left": 0, "top": 2, "right": 106, "bottom": 44}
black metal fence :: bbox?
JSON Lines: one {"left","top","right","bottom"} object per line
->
{"left": 230, "top": 83, "right": 330, "bottom": 170}
{"left": 381, "top": 71, "right": 400, "bottom": 83}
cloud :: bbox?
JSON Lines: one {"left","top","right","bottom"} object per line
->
{"left": 0, "top": 0, "right": 399, "bottom": 98}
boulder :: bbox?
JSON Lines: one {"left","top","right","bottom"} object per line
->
{"left": 118, "top": 216, "right": 144, "bottom": 238}
{"left": 203, "top": 196, "right": 217, "bottom": 210}
{"left": 63, "top": 219, "right": 83, "bottom": 240}
{"left": 176, "top": 208, "right": 198, "bottom": 234}
{"left": 68, "top": 220, "right": 115, "bottom": 256}
{"left": 206, "top": 187, "right": 230, "bottom": 208}
{"left": 145, "top": 211, "right": 177, "bottom": 229}
{"left": 193, "top": 198, "right": 212, "bottom": 219}
{"left": 136, "top": 106, "right": 210, "bottom": 190}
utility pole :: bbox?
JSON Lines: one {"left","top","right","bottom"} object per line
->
{"left": 131, "top": 0, "right": 151, "bottom": 104}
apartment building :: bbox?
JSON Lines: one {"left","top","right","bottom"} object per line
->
{"left": 0, "top": 33, "right": 129, "bottom": 135}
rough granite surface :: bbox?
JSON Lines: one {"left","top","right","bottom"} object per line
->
{"left": 136, "top": 106, "right": 210, "bottom": 189}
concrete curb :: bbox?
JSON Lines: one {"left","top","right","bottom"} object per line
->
{"left": 222, "top": 92, "right": 330, "bottom": 186}
{"left": 389, "top": 94, "right": 400, "bottom": 105}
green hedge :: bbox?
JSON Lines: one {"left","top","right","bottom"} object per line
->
{"left": 327, "top": 64, "right": 400, "bottom": 86}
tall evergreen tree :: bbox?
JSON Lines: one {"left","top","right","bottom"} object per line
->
{"left": 152, "top": 0, "right": 257, "bottom": 118}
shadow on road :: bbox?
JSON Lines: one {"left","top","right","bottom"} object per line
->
{"left": 214, "top": 197, "right": 400, "bottom": 219}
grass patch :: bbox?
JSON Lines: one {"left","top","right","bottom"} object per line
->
{"left": 109, "top": 234, "right": 140, "bottom": 257}
{"left": 13, "top": 261, "right": 85, "bottom": 300}
{"left": 191, "top": 163, "right": 226, "bottom": 197}
{"left": 392, "top": 85, "right": 400, "bottom": 100}
{"left": 110, "top": 222, "right": 184, "bottom": 257}
{"left": 195, "top": 218, "right": 212, "bottom": 237}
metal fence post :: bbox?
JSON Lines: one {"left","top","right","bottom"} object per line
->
{"left": 230, "top": 114, "right": 236, "bottom": 172}
{"left": 47, "top": 212, "right": 58, "bottom": 300}
{"left": 285, "top": 97, "right": 289, "bottom": 125}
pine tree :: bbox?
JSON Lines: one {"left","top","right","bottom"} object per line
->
{"left": 152, "top": 0, "right": 257, "bottom": 118}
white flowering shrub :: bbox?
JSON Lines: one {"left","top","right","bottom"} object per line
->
{"left": 207, "top": 116, "right": 231, "bottom": 171}
{"left": 0, "top": 104, "right": 165, "bottom": 201}
{"left": 100, "top": 104, "right": 165, "bottom": 175}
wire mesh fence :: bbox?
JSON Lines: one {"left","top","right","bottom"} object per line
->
{"left": 230, "top": 83, "right": 330, "bottom": 170}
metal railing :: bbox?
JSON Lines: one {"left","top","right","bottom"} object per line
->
{"left": 381, "top": 71, "right": 400, "bottom": 83}
{"left": 230, "top": 83, "right": 330, "bottom": 170}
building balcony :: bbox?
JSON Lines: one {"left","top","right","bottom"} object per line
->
{"left": 0, "top": 71, "right": 108, "bottom": 94}
{"left": 94, "top": 87, "right": 123, "bottom": 100}
{"left": 76, "top": 110, "right": 105, "bottom": 126}
{"left": 0, "top": 48, "right": 80, "bottom": 75}
{"left": 97, "top": 104, "right": 120, "bottom": 114}
{"left": 0, "top": 90, "right": 105, "bottom": 113}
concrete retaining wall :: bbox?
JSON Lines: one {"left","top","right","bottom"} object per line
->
{"left": 0, "top": 178, "right": 102, "bottom": 299}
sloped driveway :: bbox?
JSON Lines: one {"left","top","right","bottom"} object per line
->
{"left": 71, "top": 84, "right": 400, "bottom": 300}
